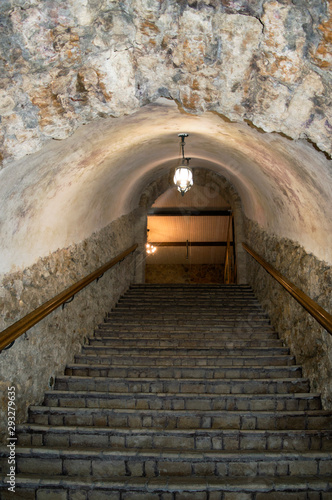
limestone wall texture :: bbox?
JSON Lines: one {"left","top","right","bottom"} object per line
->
{"left": 245, "top": 218, "right": 332, "bottom": 409}
{"left": 0, "top": 0, "right": 331, "bottom": 169}
{"left": 0, "top": 211, "right": 141, "bottom": 443}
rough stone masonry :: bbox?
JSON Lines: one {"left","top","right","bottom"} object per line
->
{"left": 0, "top": 0, "right": 331, "bottom": 168}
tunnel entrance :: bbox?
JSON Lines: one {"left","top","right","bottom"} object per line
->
{"left": 145, "top": 184, "right": 236, "bottom": 284}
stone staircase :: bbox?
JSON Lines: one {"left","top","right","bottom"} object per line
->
{"left": 1, "top": 284, "right": 332, "bottom": 499}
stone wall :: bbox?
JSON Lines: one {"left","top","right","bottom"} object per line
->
{"left": 245, "top": 218, "right": 332, "bottom": 409}
{"left": 0, "top": 210, "right": 142, "bottom": 443}
{"left": 146, "top": 264, "right": 224, "bottom": 284}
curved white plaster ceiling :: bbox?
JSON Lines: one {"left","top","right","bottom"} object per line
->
{"left": 0, "top": 99, "right": 331, "bottom": 275}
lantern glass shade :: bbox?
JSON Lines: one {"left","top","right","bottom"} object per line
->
{"left": 173, "top": 166, "right": 193, "bottom": 196}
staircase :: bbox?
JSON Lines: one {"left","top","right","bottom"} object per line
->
{"left": 1, "top": 284, "right": 332, "bottom": 499}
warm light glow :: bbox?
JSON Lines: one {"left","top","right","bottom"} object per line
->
{"left": 146, "top": 242, "right": 157, "bottom": 254}
{"left": 173, "top": 166, "right": 193, "bottom": 196}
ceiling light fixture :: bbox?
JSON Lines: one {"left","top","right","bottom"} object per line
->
{"left": 173, "top": 133, "right": 193, "bottom": 196}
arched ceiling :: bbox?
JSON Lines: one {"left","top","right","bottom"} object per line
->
{"left": 0, "top": 99, "right": 331, "bottom": 276}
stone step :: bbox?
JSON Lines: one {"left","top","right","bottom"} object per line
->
{"left": 5, "top": 447, "right": 332, "bottom": 479}
{"left": 103, "top": 314, "right": 269, "bottom": 322}
{"left": 124, "top": 291, "right": 256, "bottom": 297}
{"left": 17, "top": 424, "right": 332, "bottom": 452}
{"left": 28, "top": 405, "right": 332, "bottom": 429}
{"left": 125, "top": 284, "right": 253, "bottom": 297}
{"left": 88, "top": 338, "right": 283, "bottom": 349}
{"left": 93, "top": 329, "right": 279, "bottom": 339}
{"left": 4, "top": 474, "right": 332, "bottom": 499}
{"left": 44, "top": 391, "right": 325, "bottom": 416}
{"left": 109, "top": 310, "right": 267, "bottom": 317}
{"left": 119, "top": 301, "right": 259, "bottom": 306}
{"left": 6, "top": 283, "right": 330, "bottom": 498}
{"left": 81, "top": 345, "right": 289, "bottom": 356}
{"left": 128, "top": 283, "right": 252, "bottom": 288}
{"left": 105, "top": 318, "right": 269, "bottom": 325}
{"left": 115, "top": 303, "right": 262, "bottom": 310}
{"left": 120, "top": 296, "right": 258, "bottom": 302}
{"left": 120, "top": 297, "right": 259, "bottom": 304}
{"left": 66, "top": 358, "right": 297, "bottom": 378}
{"left": 48, "top": 374, "right": 310, "bottom": 396}
{"left": 37, "top": 390, "right": 323, "bottom": 413}
{"left": 97, "top": 324, "right": 276, "bottom": 334}
{"left": 58, "top": 366, "right": 302, "bottom": 386}
{"left": 74, "top": 353, "right": 294, "bottom": 368}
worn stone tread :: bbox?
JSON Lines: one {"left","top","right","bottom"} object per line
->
{"left": 28, "top": 404, "right": 332, "bottom": 424}
{"left": 3, "top": 473, "right": 332, "bottom": 492}
{"left": 16, "top": 424, "right": 332, "bottom": 451}
{"left": 56, "top": 365, "right": 303, "bottom": 382}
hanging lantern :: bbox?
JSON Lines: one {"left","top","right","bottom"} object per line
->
{"left": 173, "top": 133, "right": 193, "bottom": 196}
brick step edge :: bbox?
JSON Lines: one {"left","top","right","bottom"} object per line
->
{"left": 2, "top": 474, "right": 332, "bottom": 495}
{"left": 16, "top": 423, "right": 332, "bottom": 434}
{"left": 2, "top": 446, "right": 332, "bottom": 460}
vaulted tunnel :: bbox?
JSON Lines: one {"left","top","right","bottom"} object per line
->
{"left": 0, "top": 99, "right": 331, "bottom": 276}
{"left": 0, "top": 0, "right": 331, "bottom": 441}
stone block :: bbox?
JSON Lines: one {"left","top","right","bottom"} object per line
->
{"left": 93, "top": 414, "right": 107, "bottom": 427}
{"left": 223, "top": 493, "right": 252, "bottom": 500}
{"left": 44, "top": 433, "right": 70, "bottom": 447}
{"left": 122, "top": 493, "right": 157, "bottom": 500}
{"left": 127, "top": 460, "right": 144, "bottom": 476}
{"left": 69, "top": 491, "right": 88, "bottom": 500}
{"left": 256, "top": 493, "right": 307, "bottom": 500}
{"left": 111, "top": 415, "right": 129, "bottom": 427}
{"left": 18, "top": 457, "right": 62, "bottom": 475}
{"left": 289, "top": 459, "right": 318, "bottom": 476}
{"left": 2, "top": 489, "right": 35, "bottom": 499}
{"left": 209, "top": 493, "right": 222, "bottom": 500}
{"left": 276, "top": 416, "right": 305, "bottom": 430}
{"left": 126, "top": 434, "right": 153, "bottom": 448}
{"left": 267, "top": 434, "right": 283, "bottom": 450}
{"left": 37, "top": 490, "right": 68, "bottom": 500}
{"left": 158, "top": 460, "right": 191, "bottom": 476}
{"left": 196, "top": 435, "right": 212, "bottom": 450}
{"left": 316, "top": 460, "right": 331, "bottom": 475}
{"left": 63, "top": 458, "right": 91, "bottom": 476}
{"left": 193, "top": 461, "right": 216, "bottom": 475}
{"left": 276, "top": 461, "right": 289, "bottom": 475}
{"left": 175, "top": 492, "right": 207, "bottom": 500}
{"left": 258, "top": 461, "right": 276, "bottom": 475}
{"left": 145, "top": 460, "right": 158, "bottom": 477}
{"left": 223, "top": 434, "right": 239, "bottom": 451}
{"left": 240, "top": 433, "right": 261, "bottom": 450}
{"left": 216, "top": 462, "right": 228, "bottom": 476}
{"left": 241, "top": 416, "right": 257, "bottom": 430}
{"left": 186, "top": 398, "right": 211, "bottom": 410}
{"left": 177, "top": 416, "right": 200, "bottom": 429}
{"left": 33, "top": 414, "right": 49, "bottom": 425}
{"left": 92, "top": 459, "right": 126, "bottom": 477}
{"left": 142, "top": 416, "right": 153, "bottom": 427}
{"left": 88, "top": 491, "right": 119, "bottom": 500}
{"left": 172, "top": 399, "right": 185, "bottom": 410}
{"left": 201, "top": 416, "right": 212, "bottom": 428}
{"left": 228, "top": 461, "right": 257, "bottom": 476}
